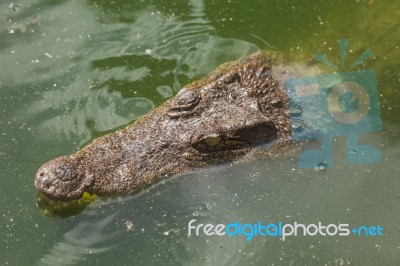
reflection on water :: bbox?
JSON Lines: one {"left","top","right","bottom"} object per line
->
{"left": 1, "top": 0, "right": 400, "bottom": 265}
{"left": 34, "top": 147, "right": 400, "bottom": 265}
{"left": 10, "top": 0, "right": 257, "bottom": 146}
{"left": 37, "top": 213, "right": 118, "bottom": 266}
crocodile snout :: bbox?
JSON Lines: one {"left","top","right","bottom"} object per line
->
{"left": 35, "top": 156, "right": 94, "bottom": 201}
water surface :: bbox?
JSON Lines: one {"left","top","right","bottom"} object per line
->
{"left": 1, "top": 0, "right": 399, "bottom": 265}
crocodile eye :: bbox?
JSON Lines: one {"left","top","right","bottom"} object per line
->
{"left": 203, "top": 135, "right": 221, "bottom": 147}
{"left": 192, "top": 134, "right": 223, "bottom": 152}
{"left": 192, "top": 133, "right": 248, "bottom": 153}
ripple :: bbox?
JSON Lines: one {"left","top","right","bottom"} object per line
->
{"left": 12, "top": 0, "right": 258, "bottom": 147}
{"left": 156, "top": 85, "right": 174, "bottom": 98}
{"left": 37, "top": 213, "right": 119, "bottom": 266}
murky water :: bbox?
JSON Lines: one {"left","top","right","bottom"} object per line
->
{"left": 1, "top": 0, "right": 399, "bottom": 265}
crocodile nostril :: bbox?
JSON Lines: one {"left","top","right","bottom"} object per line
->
{"left": 39, "top": 175, "right": 51, "bottom": 187}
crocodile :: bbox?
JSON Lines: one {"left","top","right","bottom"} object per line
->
{"left": 35, "top": 52, "right": 307, "bottom": 201}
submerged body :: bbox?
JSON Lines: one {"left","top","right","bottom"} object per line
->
{"left": 35, "top": 52, "right": 303, "bottom": 201}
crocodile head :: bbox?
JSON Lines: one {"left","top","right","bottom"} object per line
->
{"left": 35, "top": 52, "right": 295, "bottom": 201}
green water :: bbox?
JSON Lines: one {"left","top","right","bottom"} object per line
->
{"left": 1, "top": 0, "right": 399, "bottom": 265}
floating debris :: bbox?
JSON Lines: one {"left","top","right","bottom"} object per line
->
{"left": 315, "top": 162, "right": 327, "bottom": 172}
{"left": 9, "top": 3, "right": 21, "bottom": 12}
{"left": 125, "top": 220, "right": 134, "bottom": 231}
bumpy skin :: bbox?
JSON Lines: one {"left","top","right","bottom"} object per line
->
{"left": 35, "top": 52, "right": 296, "bottom": 201}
